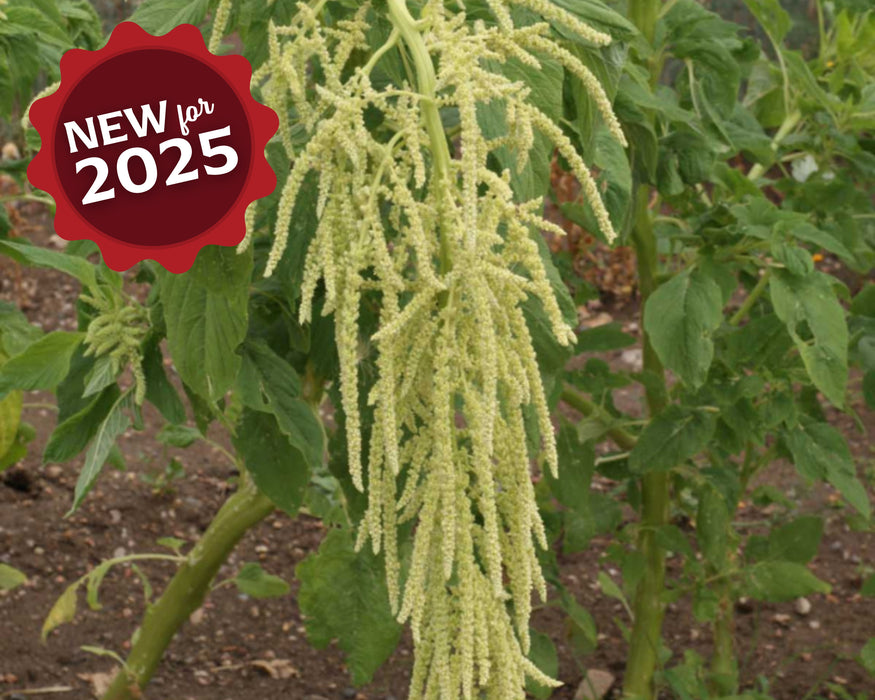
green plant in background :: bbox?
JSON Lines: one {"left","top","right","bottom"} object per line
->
{"left": 0, "top": 0, "right": 872, "bottom": 700}
{"left": 0, "top": 0, "right": 103, "bottom": 120}
{"left": 549, "top": 0, "right": 874, "bottom": 698}
{"left": 139, "top": 456, "right": 186, "bottom": 495}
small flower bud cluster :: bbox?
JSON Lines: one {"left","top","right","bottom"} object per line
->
{"left": 261, "top": 2, "right": 623, "bottom": 697}
{"left": 81, "top": 294, "right": 149, "bottom": 405}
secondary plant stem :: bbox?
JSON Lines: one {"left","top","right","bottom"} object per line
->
{"left": 729, "top": 268, "right": 772, "bottom": 326}
{"left": 747, "top": 109, "right": 802, "bottom": 181}
{"left": 560, "top": 387, "right": 637, "bottom": 451}
{"left": 101, "top": 475, "right": 274, "bottom": 700}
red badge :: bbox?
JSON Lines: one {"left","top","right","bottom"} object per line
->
{"left": 27, "top": 22, "right": 278, "bottom": 273}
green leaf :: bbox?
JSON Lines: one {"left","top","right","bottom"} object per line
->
{"left": 577, "top": 322, "right": 636, "bottom": 352}
{"left": 0, "top": 332, "right": 84, "bottom": 400}
{"left": 156, "top": 536, "right": 186, "bottom": 554}
{"left": 566, "top": 41, "right": 625, "bottom": 160}
{"left": 741, "top": 0, "right": 791, "bottom": 42}
{"left": 41, "top": 581, "right": 79, "bottom": 641}
{"left": 644, "top": 269, "right": 723, "bottom": 388}
{"left": 551, "top": 0, "right": 637, "bottom": 40}
{"left": 296, "top": 528, "right": 402, "bottom": 686}
{"left": 82, "top": 355, "right": 117, "bottom": 398}
{"left": 85, "top": 560, "right": 113, "bottom": 611}
{"left": 0, "top": 563, "right": 27, "bottom": 591}
{"left": 43, "top": 384, "right": 120, "bottom": 464}
{"left": 784, "top": 420, "right": 870, "bottom": 519}
{"left": 234, "top": 0, "right": 300, "bottom": 67}
{"left": 767, "top": 516, "right": 823, "bottom": 564}
{"left": 232, "top": 408, "right": 310, "bottom": 515}
{"left": 0, "top": 300, "right": 43, "bottom": 357}
{"left": 785, "top": 222, "right": 854, "bottom": 263}
{"left": 745, "top": 561, "right": 831, "bottom": 602}
{"left": 862, "top": 574, "right": 875, "bottom": 598}
{"left": 0, "top": 349, "right": 21, "bottom": 461}
{"left": 55, "top": 349, "right": 97, "bottom": 423}
{"left": 655, "top": 524, "right": 694, "bottom": 558}
{"left": 522, "top": 235, "right": 578, "bottom": 392}
{"left": 69, "top": 392, "right": 133, "bottom": 513}
{"left": 628, "top": 405, "right": 716, "bottom": 474}
{"left": 236, "top": 340, "right": 324, "bottom": 467}
{"left": 128, "top": 0, "right": 209, "bottom": 34}
{"left": 598, "top": 571, "right": 630, "bottom": 613}
{"left": 545, "top": 421, "right": 595, "bottom": 511}
{"left": 525, "top": 630, "right": 559, "bottom": 700}
{"left": 723, "top": 313, "right": 793, "bottom": 370}
{"left": 0, "top": 440, "right": 27, "bottom": 473}
{"left": 664, "top": 0, "right": 743, "bottom": 118}
{"left": 563, "top": 492, "right": 622, "bottom": 553}
{"left": 770, "top": 271, "right": 848, "bottom": 408}
{"left": 158, "top": 245, "right": 252, "bottom": 403}
{"left": 771, "top": 242, "right": 813, "bottom": 277}
{"left": 851, "top": 285, "right": 875, "bottom": 317}
{"left": 156, "top": 424, "right": 201, "bottom": 448}
{"left": 0, "top": 240, "right": 97, "bottom": 289}
{"left": 592, "top": 126, "right": 633, "bottom": 233}
{"left": 80, "top": 645, "right": 126, "bottom": 664}
{"left": 273, "top": 395, "right": 324, "bottom": 472}
{"left": 141, "top": 337, "right": 186, "bottom": 425}
{"left": 860, "top": 638, "right": 875, "bottom": 676}
{"left": 663, "top": 129, "right": 716, "bottom": 186}
{"left": 784, "top": 51, "right": 838, "bottom": 118}
{"left": 233, "top": 563, "right": 291, "bottom": 599}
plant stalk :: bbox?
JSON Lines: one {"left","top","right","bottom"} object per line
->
{"left": 623, "top": 2, "right": 671, "bottom": 695}
{"left": 560, "top": 387, "right": 637, "bottom": 451}
{"left": 709, "top": 588, "right": 738, "bottom": 694}
{"left": 728, "top": 268, "right": 771, "bottom": 326}
{"left": 708, "top": 444, "right": 756, "bottom": 694}
{"left": 386, "top": 0, "right": 454, "bottom": 275}
{"left": 623, "top": 182, "right": 670, "bottom": 700}
{"left": 101, "top": 476, "right": 274, "bottom": 700}
{"left": 747, "top": 109, "right": 802, "bottom": 181}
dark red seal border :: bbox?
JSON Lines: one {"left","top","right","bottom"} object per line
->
{"left": 27, "top": 22, "right": 278, "bottom": 273}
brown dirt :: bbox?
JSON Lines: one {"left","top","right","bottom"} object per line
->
{"left": 1, "top": 210, "right": 874, "bottom": 700}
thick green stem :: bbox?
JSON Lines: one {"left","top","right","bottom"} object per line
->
{"left": 708, "top": 444, "right": 756, "bottom": 694}
{"left": 629, "top": 187, "right": 666, "bottom": 415}
{"left": 385, "top": 0, "right": 449, "bottom": 179}
{"left": 709, "top": 591, "right": 738, "bottom": 694}
{"left": 101, "top": 476, "right": 274, "bottom": 700}
{"left": 623, "top": 3, "right": 670, "bottom": 695}
{"left": 624, "top": 182, "right": 670, "bottom": 700}
{"left": 385, "top": 0, "right": 454, "bottom": 275}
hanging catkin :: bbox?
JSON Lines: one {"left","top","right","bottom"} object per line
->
{"left": 259, "top": 1, "right": 623, "bottom": 696}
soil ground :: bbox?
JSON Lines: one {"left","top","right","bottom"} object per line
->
{"left": 1, "top": 209, "right": 874, "bottom": 700}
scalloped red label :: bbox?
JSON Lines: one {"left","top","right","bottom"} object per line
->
{"left": 27, "top": 22, "right": 278, "bottom": 273}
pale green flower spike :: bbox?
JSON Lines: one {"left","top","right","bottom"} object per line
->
{"left": 236, "top": 201, "right": 257, "bottom": 254}
{"left": 208, "top": 0, "right": 233, "bottom": 54}
{"left": 21, "top": 82, "right": 59, "bottom": 132}
{"left": 261, "top": 1, "right": 623, "bottom": 697}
